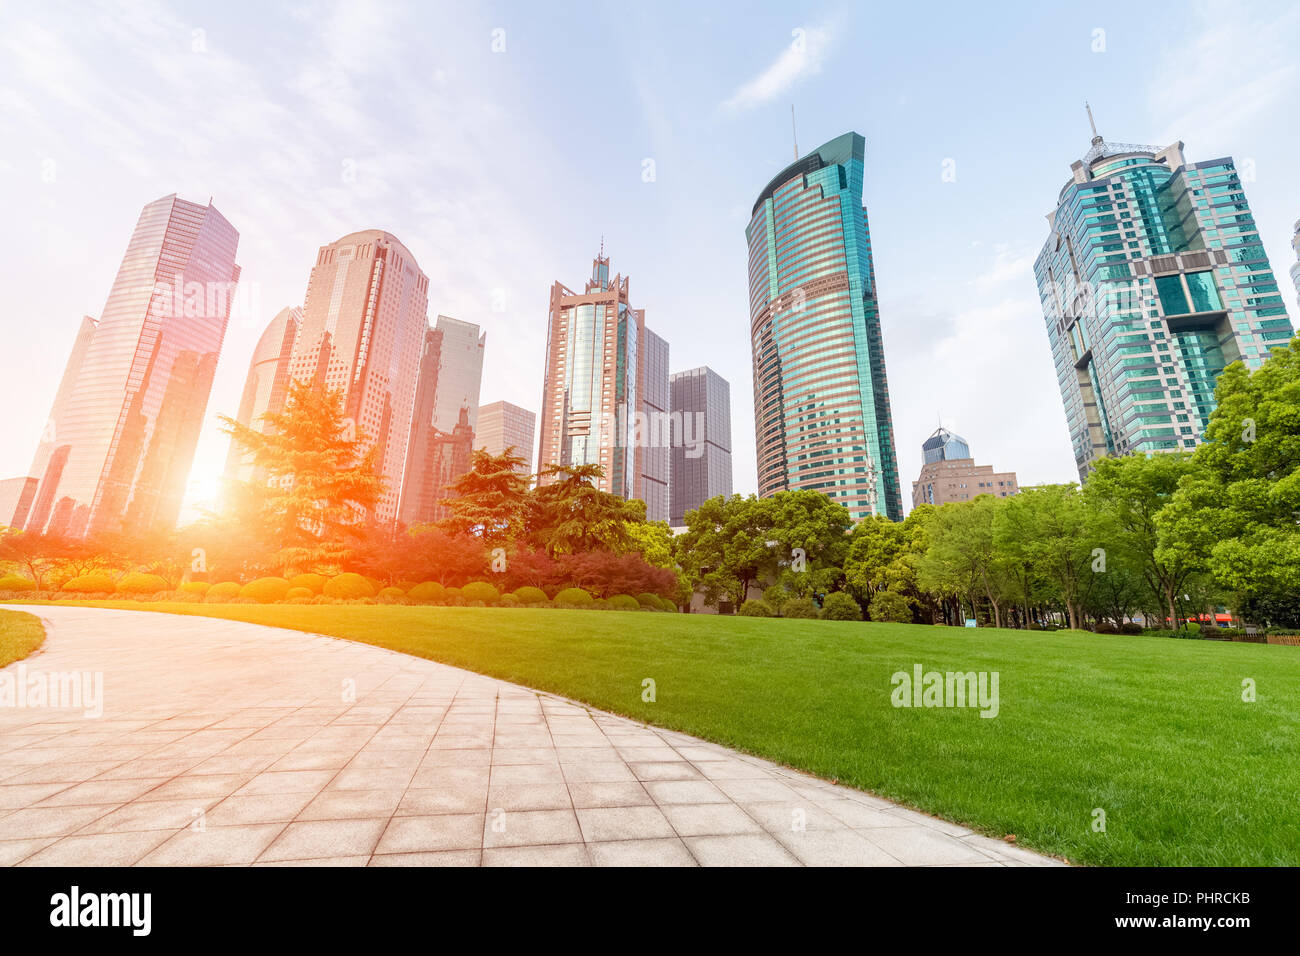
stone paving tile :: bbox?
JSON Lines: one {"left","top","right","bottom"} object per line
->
{"left": 0, "top": 606, "right": 1064, "bottom": 867}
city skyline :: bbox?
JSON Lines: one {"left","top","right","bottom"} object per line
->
{"left": 3, "top": 2, "right": 1299, "bottom": 521}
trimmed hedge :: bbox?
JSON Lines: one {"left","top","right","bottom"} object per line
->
{"left": 240, "top": 577, "right": 292, "bottom": 604}
{"left": 323, "top": 573, "right": 374, "bottom": 600}
{"left": 206, "top": 581, "right": 242, "bottom": 601}
{"left": 461, "top": 582, "right": 500, "bottom": 604}
{"left": 377, "top": 586, "right": 407, "bottom": 603}
{"left": 512, "top": 586, "right": 548, "bottom": 605}
{"left": 116, "top": 572, "right": 170, "bottom": 595}
{"left": 821, "top": 592, "right": 864, "bottom": 621}
{"left": 554, "top": 587, "right": 594, "bottom": 606}
{"left": 407, "top": 581, "right": 447, "bottom": 603}
{"left": 0, "top": 574, "right": 36, "bottom": 592}
{"left": 780, "top": 596, "right": 819, "bottom": 619}
{"left": 738, "top": 599, "right": 775, "bottom": 617}
{"left": 499, "top": 593, "right": 520, "bottom": 607}
{"left": 179, "top": 581, "right": 210, "bottom": 595}
{"left": 868, "top": 590, "right": 912, "bottom": 623}
{"left": 636, "top": 593, "right": 660, "bottom": 608}
{"left": 285, "top": 587, "right": 314, "bottom": 601}
{"left": 608, "top": 594, "right": 641, "bottom": 611}
{"left": 62, "top": 573, "right": 116, "bottom": 594}
{"left": 288, "top": 573, "right": 327, "bottom": 595}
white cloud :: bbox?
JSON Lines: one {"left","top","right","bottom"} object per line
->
{"left": 723, "top": 25, "right": 832, "bottom": 111}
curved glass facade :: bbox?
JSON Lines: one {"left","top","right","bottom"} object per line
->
{"left": 745, "top": 132, "right": 901, "bottom": 521}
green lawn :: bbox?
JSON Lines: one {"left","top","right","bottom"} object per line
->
{"left": 0, "top": 609, "right": 46, "bottom": 668}
{"left": 22, "top": 601, "right": 1300, "bottom": 866}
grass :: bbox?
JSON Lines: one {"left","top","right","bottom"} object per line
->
{"left": 0, "top": 609, "right": 46, "bottom": 668}
{"left": 19, "top": 600, "right": 1300, "bottom": 866}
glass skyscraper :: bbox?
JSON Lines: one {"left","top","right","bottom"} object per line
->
{"left": 25, "top": 195, "right": 241, "bottom": 538}
{"left": 1290, "top": 219, "right": 1300, "bottom": 312}
{"left": 746, "top": 131, "right": 902, "bottom": 522}
{"left": 669, "top": 366, "right": 732, "bottom": 526}
{"left": 223, "top": 305, "right": 301, "bottom": 486}
{"left": 1035, "top": 132, "right": 1294, "bottom": 479}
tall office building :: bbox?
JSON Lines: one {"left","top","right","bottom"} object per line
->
{"left": 288, "top": 230, "right": 429, "bottom": 525}
{"left": 223, "top": 306, "right": 301, "bottom": 484}
{"left": 0, "top": 477, "right": 38, "bottom": 530}
{"left": 1035, "top": 123, "right": 1294, "bottom": 479}
{"left": 1291, "top": 219, "right": 1300, "bottom": 311}
{"left": 430, "top": 315, "right": 485, "bottom": 434}
{"left": 24, "top": 195, "right": 240, "bottom": 537}
{"left": 537, "top": 252, "right": 670, "bottom": 521}
{"left": 476, "top": 401, "right": 536, "bottom": 477}
{"left": 912, "top": 427, "right": 1018, "bottom": 508}
{"left": 746, "top": 131, "right": 902, "bottom": 522}
{"left": 669, "top": 366, "right": 732, "bottom": 526}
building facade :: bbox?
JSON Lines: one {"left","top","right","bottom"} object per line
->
{"left": 536, "top": 253, "right": 670, "bottom": 521}
{"left": 1291, "top": 219, "right": 1300, "bottom": 312}
{"left": 669, "top": 366, "right": 733, "bottom": 526}
{"left": 476, "top": 401, "right": 536, "bottom": 477}
{"left": 912, "top": 427, "right": 1017, "bottom": 508}
{"left": 288, "top": 230, "right": 429, "bottom": 525}
{"left": 24, "top": 195, "right": 240, "bottom": 538}
{"left": 430, "top": 315, "right": 485, "bottom": 434}
{"left": 1035, "top": 131, "right": 1294, "bottom": 480}
{"left": 223, "top": 306, "right": 302, "bottom": 485}
{"left": 0, "top": 477, "right": 38, "bottom": 530}
{"left": 746, "top": 131, "right": 902, "bottom": 522}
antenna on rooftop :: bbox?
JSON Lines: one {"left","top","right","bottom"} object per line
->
{"left": 1086, "top": 102, "right": 1103, "bottom": 145}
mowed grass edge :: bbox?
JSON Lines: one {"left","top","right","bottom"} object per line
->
{"left": 0, "top": 609, "right": 46, "bottom": 668}
{"left": 15, "top": 600, "right": 1300, "bottom": 866}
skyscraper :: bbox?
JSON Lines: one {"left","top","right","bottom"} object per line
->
{"left": 430, "top": 315, "right": 485, "bottom": 434}
{"left": 1035, "top": 124, "right": 1295, "bottom": 479}
{"left": 24, "top": 195, "right": 240, "bottom": 538}
{"left": 537, "top": 252, "right": 671, "bottom": 520}
{"left": 912, "top": 427, "right": 1018, "bottom": 508}
{"left": 476, "top": 401, "right": 536, "bottom": 478}
{"left": 288, "top": 230, "right": 429, "bottom": 525}
{"left": 223, "top": 306, "right": 301, "bottom": 485}
{"left": 746, "top": 131, "right": 902, "bottom": 522}
{"left": 1291, "top": 219, "right": 1300, "bottom": 311}
{"left": 669, "top": 366, "right": 732, "bottom": 526}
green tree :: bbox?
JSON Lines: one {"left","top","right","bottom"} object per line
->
{"left": 676, "top": 494, "right": 776, "bottom": 610}
{"left": 528, "top": 463, "right": 644, "bottom": 556}
{"left": 765, "top": 490, "right": 853, "bottom": 598}
{"left": 917, "top": 496, "right": 1015, "bottom": 627}
{"left": 220, "top": 380, "right": 381, "bottom": 573}
{"left": 439, "top": 448, "right": 530, "bottom": 543}
{"left": 998, "top": 485, "right": 1095, "bottom": 630}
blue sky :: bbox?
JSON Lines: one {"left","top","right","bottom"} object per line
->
{"left": 1, "top": 0, "right": 1297, "bottom": 516}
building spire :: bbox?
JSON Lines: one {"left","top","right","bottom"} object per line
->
{"left": 1085, "top": 102, "right": 1102, "bottom": 146}
{"left": 791, "top": 105, "right": 798, "bottom": 161}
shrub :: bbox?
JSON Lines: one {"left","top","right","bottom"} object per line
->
{"left": 0, "top": 574, "right": 36, "bottom": 592}
{"left": 1120, "top": 622, "right": 1143, "bottom": 635}
{"left": 407, "top": 581, "right": 447, "bottom": 603}
{"left": 608, "top": 594, "right": 641, "bottom": 611}
{"left": 179, "top": 581, "right": 210, "bottom": 596}
{"left": 206, "top": 581, "right": 242, "bottom": 601}
{"left": 376, "top": 586, "right": 407, "bottom": 604}
{"left": 554, "top": 587, "right": 594, "bottom": 606}
{"left": 868, "top": 590, "right": 912, "bottom": 623}
{"left": 1094, "top": 622, "right": 1120, "bottom": 635}
{"left": 288, "top": 573, "right": 326, "bottom": 595}
{"left": 821, "top": 592, "right": 863, "bottom": 621}
{"left": 461, "top": 582, "right": 500, "bottom": 604}
{"left": 636, "top": 593, "right": 660, "bottom": 608}
{"left": 499, "top": 593, "right": 520, "bottom": 607}
{"left": 285, "top": 587, "right": 314, "bottom": 601}
{"left": 240, "top": 577, "right": 292, "bottom": 604}
{"left": 512, "top": 586, "right": 548, "bottom": 605}
{"left": 113, "top": 572, "right": 168, "bottom": 595}
{"left": 763, "top": 585, "right": 788, "bottom": 613}
{"left": 62, "top": 573, "right": 116, "bottom": 594}
{"left": 738, "top": 599, "right": 775, "bottom": 617}
{"left": 780, "top": 596, "right": 819, "bottom": 619}
{"left": 323, "top": 573, "right": 374, "bottom": 600}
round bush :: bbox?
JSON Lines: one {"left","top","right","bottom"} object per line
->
{"left": 738, "top": 599, "right": 775, "bottom": 617}
{"left": 636, "top": 592, "right": 660, "bottom": 608}
{"left": 377, "top": 586, "right": 407, "bottom": 603}
{"left": 608, "top": 594, "right": 641, "bottom": 611}
{"left": 868, "top": 590, "right": 912, "bottom": 623}
{"left": 821, "top": 592, "right": 863, "bottom": 621}
{"left": 288, "top": 573, "right": 326, "bottom": 595}
{"left": 779, "top": 596, "right": 819, "bottom": 619}
{"left": 461, "top": 582, "right": 500, "bottom": 604}
{"left": 554, "top": 587, "right": 594, "bottom": 606}
{"left": 407, "top": 581, "right": 447, "bottom": 603}
{"left": 62, "top": 573, "right": 116, "bottom": 594}
{"left": 285, "top": 586, "right": 314, "bottom": 600}
{"left": 240, "top": 576, "right": 292, "bottom": 604}
{"left": 763, "top": 586, "right": 788, "bottom": 613}
{"left": 512, "top": 586, "right": 548, "bottom": 605}
{"left": 499, "top": 593, "right": 520, "bottom": 607}
{"left": 206, "top": 581, "right": 243, "bottom": 600}
{"left": 0, "top": 574, "right": 36, "bottom": 592}
{"left": 115, "top": 572, "right": 169, "bottom": 595}
{"left": 179, "top": 581, "right": 210, "bottom": 596}
{"left": 323, "top": 573, "right": 374, "bottom": 600}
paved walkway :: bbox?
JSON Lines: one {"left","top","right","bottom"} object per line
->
{"left": 0, "top": 605, "right": 1060, "bottom": 867}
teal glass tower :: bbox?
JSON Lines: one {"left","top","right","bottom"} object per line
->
{"left": 746, "top": 131, "right": 902, "bottom": 521}
{"left": 1036, "top": 122, "right": 1294, "bottom": 480}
